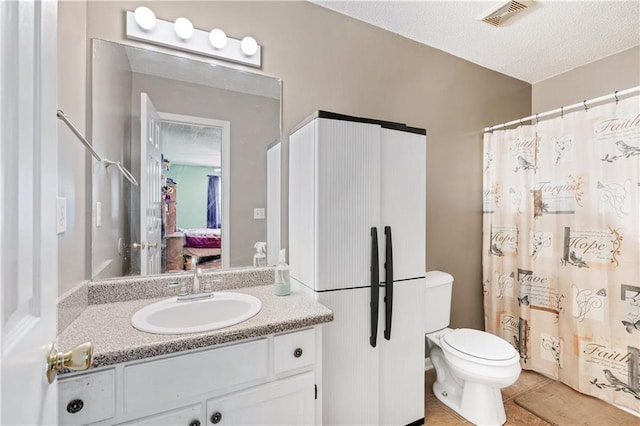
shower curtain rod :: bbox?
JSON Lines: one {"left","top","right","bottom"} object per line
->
{"left": 484, "top": 86, "right": 640, "bottom": 133}
{"left": 56, "top": 110, "right": 138, "bottom": 186}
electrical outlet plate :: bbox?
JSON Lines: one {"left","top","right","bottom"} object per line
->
{"left": 253, "top": 207, "right": 265, "bottom": 220}
{"left": 56, "top": 197, "right": 67, "bottom": 234}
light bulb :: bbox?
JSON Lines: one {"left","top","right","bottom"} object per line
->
{"left": 174, "top": 17, "right": 194, "bottom": 40}
{"left": 209, "top": 28, "right": 227, "bottom": 49}
{"left": 134, "top": 6, "right": 156, "bottom": 31}
{"left": 240, "top": 36, "right": 258, "bottom": 56}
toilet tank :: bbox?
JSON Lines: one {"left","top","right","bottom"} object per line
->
{"left": 424, "top": 271, "right": 453, "bottom": 333}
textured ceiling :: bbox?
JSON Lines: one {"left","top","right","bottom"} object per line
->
{"left": 161, "top": 121, "right": 222, "bottom": 168}
{"left": 312, "top": 0, "right": 640, "bottom": 83}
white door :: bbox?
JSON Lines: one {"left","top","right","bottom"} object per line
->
{"left": 317, "top": 288, "right": 379, "bottom": 425}
{"left": 380, "top": 128, "right": 426, "bottom": 281}
{"left": 313, "top": 118, "right": 381, "bottom": 291}
{"left": 0, "top": 0, "right": 59, "bottom": 424}
{"left": 206, "top": 373, "right": 314, "bottom": 425}
{"left": 378, "top": 278, "right": 426, "bottom": 425}
{"left": 139, "top": 93, "right": 162, "bottom": 275}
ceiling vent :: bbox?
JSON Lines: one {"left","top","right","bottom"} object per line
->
{"left": 481, "top": 1, "right": 534, "bottom": 27}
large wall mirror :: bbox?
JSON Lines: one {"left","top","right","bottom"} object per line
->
{"left": 91, "top": 39, "right": 281, "bottom": 281}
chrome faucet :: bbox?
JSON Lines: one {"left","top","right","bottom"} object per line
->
{"left": 175, "top": 257, "right": 212, "bottom": 302}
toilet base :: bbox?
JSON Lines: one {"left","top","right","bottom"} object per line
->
{"left": 429, "top": 346, "right": 510, "bottom": 426}
{"left": 432, "top": 375, "right": 507, "bottom": 426}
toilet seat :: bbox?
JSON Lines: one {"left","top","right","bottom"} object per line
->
{"left": 441, "top": 328, "right": 519, "bottom": 367}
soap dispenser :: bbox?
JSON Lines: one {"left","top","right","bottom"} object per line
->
{"left": 273, "top": 249, "right": 290, "bottom": 296}
{"left": 253, "top": 242, "right": 267, "bottom": 267}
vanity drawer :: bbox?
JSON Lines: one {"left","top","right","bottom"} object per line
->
{"left": 58, "top": 369, "right": 115, "bottom": 425}
{"left": 274, "top": 328, "right": 316, "bottom": 374}
{"left": 123, "top": 339, "right": 269, "bottom": 414}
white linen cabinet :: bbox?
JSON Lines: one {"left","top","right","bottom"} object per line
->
{"left": 289, "top": 111, "right": 426, "bottom": 425}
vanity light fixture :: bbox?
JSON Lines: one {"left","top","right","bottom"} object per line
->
{"left": 174, "top": 17, "right": 194, "bottom": 40}
{"left": 134, "top": 6, "right": 156, "bottom": 31}
{"left": 126, "top": 9, "right": 261, "bottom": 68}
{"left": 240, "top": 36, "right": 258, "bottom": 56}
{"left": 209, "top": 28, "right": 227, "bottom": 49}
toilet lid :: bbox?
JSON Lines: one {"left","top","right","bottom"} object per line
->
{"left": 441, "top": 328, "right": 517, "bottom": 362}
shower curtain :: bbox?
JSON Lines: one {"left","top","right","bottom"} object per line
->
{"left": 482, "top": 95, "right": 640, "bottom": 413}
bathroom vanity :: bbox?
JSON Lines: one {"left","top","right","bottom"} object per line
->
{"left": 56, "top": 277, "right": 332, "bottom": 425}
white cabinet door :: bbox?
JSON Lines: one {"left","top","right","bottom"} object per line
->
{"left": 316, "top": 288, "right": 379, "bottom": 425}
{"left": 119, "top": 404, "right": 202, "bottom": 426}
{"left": 290, "top": 118, "right": 382, "bottom": 292}
{"left": 378, "top": 278, "right": 426, "bottom": 425}
{"left": 314, "top": 118, "right": 381, "bottom": 291}
{"left": 206, "top": 373, "right": 314, "bottom": 425}
{"left": 380, "top": 128, "right": 426, "bottom": 281}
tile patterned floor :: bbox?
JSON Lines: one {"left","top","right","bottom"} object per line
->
{"left": 425, "top": 368, "right": 555, "bottom": 425}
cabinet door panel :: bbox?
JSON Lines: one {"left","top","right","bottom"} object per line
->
{"left": 378, "top": 278, "right": 425, "bottom": 425}
{"left": 206, "top": 373, "right": 314, "bottom": 425}
{"left": 315, "top": 118, "right": 381, "bottom": 290}
{"left": 380, "top": 128, "right": 426, "bottom": 280}
{"left": 317, "top": 288, "right": 379, "bottom": 425}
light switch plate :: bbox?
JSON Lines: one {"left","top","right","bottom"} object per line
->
{"left": 56, "top": 197, "right": 67, "bottom": 234}
{"left": 253, "top": 207, "right": 265, "bottom": 220}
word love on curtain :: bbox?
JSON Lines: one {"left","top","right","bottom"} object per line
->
{"left": 483, "top": 95, "right": 640, "bottom": 414}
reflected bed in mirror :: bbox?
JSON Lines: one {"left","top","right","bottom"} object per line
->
{"left": 91, "top": 39, "right": 281, "bottom": 281}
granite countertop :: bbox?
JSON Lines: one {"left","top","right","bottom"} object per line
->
{"left": 56, "top": 285, "right": 333, "bottom": 371}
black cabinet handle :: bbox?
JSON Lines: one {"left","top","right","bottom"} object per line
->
{"left": 210, "top": 411, "right": 222, "bottom": 424}
{"left": 370, "top": 227, "right": 380, "bottom": 348}
{"left": 384, "top": 226, "right": 394, "bottom": 341}
{"left": 189, "top": 420, "right": 201, "bottom": 426}
{"left": 66, "top": 399, "right": 84, "bottom": 414}
{"left": 294, "top": 348, "right": 303, "bottom": 358}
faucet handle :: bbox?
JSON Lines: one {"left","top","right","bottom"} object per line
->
{"left": 202, "top": 281, "right": 213, "bottom": 293}
{"left": 177, "top": 282, "right": 189, "bottom": 297}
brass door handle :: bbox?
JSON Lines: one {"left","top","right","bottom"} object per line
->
{"left": 132, "top": 242, "right": 146, "bottom": 249}
{"left": 46, "top": 342, "right": 93, "bottom": 383}
{"left": 147, "top": 242, "right": 158, "bottom": 249}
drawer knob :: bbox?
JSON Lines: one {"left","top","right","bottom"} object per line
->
{"left": 294, "top": 347, "right": 303, "bottom": 358}
{"left": 66, "top": 399, "right": 84, "bottom": 414}
{"left": 189, "top": 420, "right": 201, "bottom": 426}
{"left": 210, "top": 411, "right": 222, "bottom": 424}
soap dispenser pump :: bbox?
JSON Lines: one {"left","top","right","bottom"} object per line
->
{"left": 253, "top": 242, "right": 267, "bottom": 267}
{"left": 273, "top": 249, "right": 290, "bottom": 296}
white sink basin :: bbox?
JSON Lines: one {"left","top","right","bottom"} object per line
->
{"left": 131, "top": 292, "right": 262, "bottom": 335}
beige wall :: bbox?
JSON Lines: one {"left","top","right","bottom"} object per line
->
{"left": 532, "top": 46, "right": 640, "bottom": 112}
{"left": 59, "top": 1, "right": 532, "bottom": 329}
{"left": 57, "top": 1, "right": 89, "bottom": 295}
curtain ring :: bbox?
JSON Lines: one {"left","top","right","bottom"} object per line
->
{"left": 614, "top": 90, "right": 620, "bottom": 104}
{"left": 583, "top": 100, "right": 589, "bottom": 112}
{"left": 560, "top": 106, "right": 564, "bottom": 119}
{"left": 519, "top": 118, "right": 524, "bottom": 126}
{"left": 535, "top": 113, "right": 539, "bottom": 125}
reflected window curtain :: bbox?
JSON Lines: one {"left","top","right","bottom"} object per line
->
{"left": 482, "top": 95, "right": 640, "bottom": 414}
{"left": 207, "top": 175, "right": 221, "bottom": 229}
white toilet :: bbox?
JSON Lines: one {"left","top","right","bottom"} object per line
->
{"left": 425, "top": 271, "right": 521, "bottom": 426}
